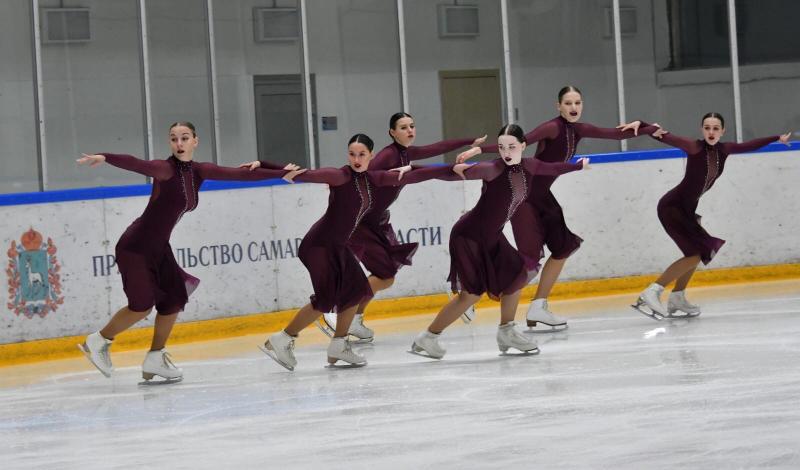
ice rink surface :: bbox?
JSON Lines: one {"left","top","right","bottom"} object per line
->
{"left": 2, "top": 280, "right": 800, "bottom": 469}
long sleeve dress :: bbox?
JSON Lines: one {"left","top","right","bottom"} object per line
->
{"left": 287, "top": 164, "right": 459, "bottom": 313}
{"left": 347, "top": 139, "right": 474, "bottom": 279}
{"left": 650, "top": 133, "right": 779, "bottom": 264}
{"left": 480, "top": 117, "right": 659, "bottom": 262}
{"left": 103, "top": 154, "right": 288, "bottom": 314}
{"left": 448, "top": 158, "right": 583, "bottom": 299}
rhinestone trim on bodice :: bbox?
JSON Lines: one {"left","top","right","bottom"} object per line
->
{"left": 702, "top": 146, "right": 720, "bottom": 194}
{"left": 174, "top": 159, "right": 197, "bottom": 223}
{"left": 563, "top": 124, "right": 577, "bottom": 162}
{"left": 349, "top": 172, "right": 373, "bottom": 239}
{"left": 505, "top": 164, "right": 528, "bottom": 223}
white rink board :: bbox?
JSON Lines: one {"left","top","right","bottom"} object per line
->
{"left": 1, "top": 149, "right": 799, "bottom": 343}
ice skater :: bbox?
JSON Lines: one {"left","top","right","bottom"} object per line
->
{"left": 633, "top": 113, "right": 791, "bottom": 320}
{"left": 411, "top": 124, "right": 588, "bottom": 360}
{"left": 251, "top": 134, "right": 464, "bottom": 370}
{"left": 457, "top": 86, "right": 659, "bottom": 330}
{"left": 76, "top": 122, "right": 301, "bottom": 384}
{"left": 313, "top": 112, "right": 485, "bottom": 342}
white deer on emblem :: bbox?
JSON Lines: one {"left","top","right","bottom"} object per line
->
{"left": 25, "top": 259, "right": 44, "bottom": 288}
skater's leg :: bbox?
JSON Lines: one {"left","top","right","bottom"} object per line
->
{"left": 655, "top": 255, "right": 701, "bottom": 288}
{"left": 356, "top": 276, "right": 394, "bottom": 315}
{"left": 151, "top": 312, "right": 178, "bottom": 351}
{"left": 429, "top": 292, "right": 480, "bottom": 334}
{"left": 327, "top": 304, "right": 367, "bottom": 365}
{"left": 99, "top": 306, "right": 152, "bottom": 340}
{"left": 499, "top": 290, "right": 522, "bottom": 325}
{"left": 285, "top": 303, "right": 324, "bottom": 336}
{"left": 533, "top": 256, "right": 567, "bottom": 300}
{"left": 497, "top": 289, "right": 538, "bottom": 353}
{"left": 673, "top": 264, "right": 699, "bottom": 291}
{"left": 334, "top": 304, "right": 359, "bottom": 337}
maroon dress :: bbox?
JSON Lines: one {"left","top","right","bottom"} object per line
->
{"left": 103, "top": 154, "right": 288, "bottom": 314}
{"left": 481, "top": 117, "right": 659, "bottom": 261}
{"left": 449, "top": 158, "right": 582, "bottom": 299}
{"left": 348, "top": 139, "right": 473, "bottom": 279}
{"left": 650, "top": 133, "right": 779, "bottom": 264}
{"left": 287, "top": 164, "right": 458, "bottom": 313}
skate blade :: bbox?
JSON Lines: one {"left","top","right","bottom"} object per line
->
{"left": 407, "top": 346, "right": 443, "bottom": 360}
{"left": 666, "top": 310, "right": 701, "bottom": 319}
{"left": 76, "top": 343, "right": 112, "bottom": 378}
{"left": 499, "top": 348, "right": 540, "bottom": 356}
{"left": 631, "top": 301, "right": 665, "bottom": 321}
{"left": 349, "top": 336, "right": 374, "bottom": 344}
{"left": 325, "top": 361, "right": 367, "bottom": 369}
{"left": 257, "top": 344, "right": 295, "bottom": 371}
{"left": 314, "top": 319, "right": 335, "bottom": 338}
{"left": 525, "top": 322, "right": 568, "bottom": 333}
{"left": 138, "top": 376, "right": 183, "bottom": 386}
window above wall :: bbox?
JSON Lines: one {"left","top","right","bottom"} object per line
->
{"left": 662, "top": 0, "right": 800, "bottom": 70}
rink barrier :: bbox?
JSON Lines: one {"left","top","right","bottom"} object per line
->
{"left": 1, "top": 141, "right": 796, "bottom": 207}
{"left": 1, "top": 262, "right": 798, "bottom": 367}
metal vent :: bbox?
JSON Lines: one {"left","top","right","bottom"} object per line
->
{"left": 438, "top": 4, "right": 479, "bottom": 38}
{"left": 253, "top": 7, "right": 299, "bottom": 42}
{"left": 42, "top": 8, "right": 91, "bottom": 44}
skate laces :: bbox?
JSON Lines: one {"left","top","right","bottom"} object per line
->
{"left": 162, "top": 351, "right": 178, "bottom": 370}
{"left": 98, "top": 343, "right": 112, "bottom": 367}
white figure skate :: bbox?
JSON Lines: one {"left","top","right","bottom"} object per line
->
{"left": 77, "top": 331, "right": 114, "bottom": 378}
{"left": 326, "top": 337, "right": 367, "bottom": 368}
{"left": 409, "top": 330, "right": 446, "bottom": 359}
{"left": 259, "top": 330, "right": 297, "bottom": 371}
{"left": 497, "top": 322, "right": 540, "bottom": 355}
{"left": 139, "top": 349, "right": 183, "bottom": 385}
{"left": 525, "top": 299, "right": 568, "bottom": 331}
{"left": 667, "top": 290, "right": 701, "bottom": 317}
{"left": 632, "top": 283, "right": 668, "bottom": 321}
{"left": 315, "top": 312, "right": 374, "bottom": 343}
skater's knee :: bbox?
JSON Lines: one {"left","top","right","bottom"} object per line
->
{"left": 126, "top": 306, "right": 153, "bottom": 316}
{"left": 458, "top": 292, "right": 480, "bottom": 305}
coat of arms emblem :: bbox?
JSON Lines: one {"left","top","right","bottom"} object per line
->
{"left": 6, "top": 228, "right": 64, "bottom": 318}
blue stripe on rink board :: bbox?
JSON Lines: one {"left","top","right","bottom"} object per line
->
{"left": 1, "top": 141, "right": 797, "bottom": 207}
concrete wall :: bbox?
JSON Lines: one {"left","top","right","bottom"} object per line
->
{"left": 2, "top": 148, "right": 799, "bottom": 344}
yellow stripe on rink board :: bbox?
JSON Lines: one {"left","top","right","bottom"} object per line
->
{"left": 2, "top": 262, "right": 799, "bottom": 367}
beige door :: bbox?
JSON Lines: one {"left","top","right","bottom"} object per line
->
{"left": 439, "top": 69, "right": 503, "bottom": 163}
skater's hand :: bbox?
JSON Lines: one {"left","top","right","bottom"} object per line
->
{"left": 283, "top": 163, "right": 300, "bottom": 171}
{"left": 652, "top": 128, "right": 669, "bottom": 139}
{"left": 76, "top": 153, "right": 106, "bottom": 167}
{"left": 283, "top": 168, "right": 307, "bottom": 183}
{"left": 389, "top": 165, "right": 413, "bottom": 180}
{"left": 470, "top": 135, "right": 487, "bottom": 147}
{"left": 617, "top": 120, "right": 642, "bottom": 136}
{"left": 239, "top": 160, "right": 260, "bottom": 171}
{"left": 453, "top": 163, "right": 471, "bottom": 180}
{"left": 578, "top": 157, "right": 590, "bottom": 170}
{"left": 456, "top": 147, "right": 481, "bottom": 163}
{"left": 779, "top": 132, "right": 792, "bottom": 146}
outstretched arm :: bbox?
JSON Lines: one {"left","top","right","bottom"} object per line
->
{"left": 476, "top": 120, "right": 560, "bottom": 156}
{"left": 371, "top": 164, "right": 463, "bottom": 187}
{"left": 290, "top": 167, "right": 351, "bottom": 186}
{"left": 649, "top": 131, "right": 704, "bottom": 155}
{"left": 523, "top": 157, "right": 585, "bottom": 177}
{"left": 407, "top": 136, "right": 484, "bottom": 161}
{"left": 195, "top": 162, "right": 290, "bottom": 181}
{"left": 78, "top": 153, "right": 174, "bottom": 180}
{"left": 722, "top": 134, "right": 783, "bottom": 155}
{"left": 575, "top": 121, "right": 660, "bottom": 140}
